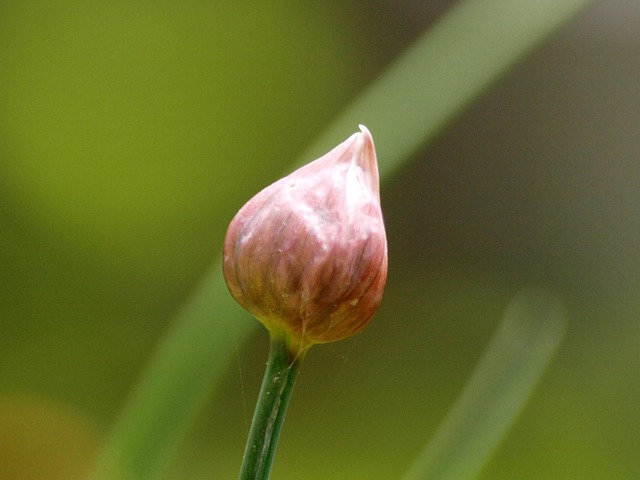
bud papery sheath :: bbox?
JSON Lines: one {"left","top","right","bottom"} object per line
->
{"left": 223, "top": 125, "right": 387, "bottom": 353}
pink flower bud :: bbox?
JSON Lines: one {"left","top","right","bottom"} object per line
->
{"left": 223, "top": 125, "right": 387, "bottom": 352}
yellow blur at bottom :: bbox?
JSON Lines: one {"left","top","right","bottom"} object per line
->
{"left": 0, "top": 395, "right": 100, "bottom": 480}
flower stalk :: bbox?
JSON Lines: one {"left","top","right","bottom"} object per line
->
{"left": 237, "top": 336, "right": 304, "bottom": 480}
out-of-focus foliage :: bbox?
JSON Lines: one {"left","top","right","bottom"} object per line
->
{"left": 0, "top": 0, "right": 361, "bottom": 415}
{"left": 1, "top": 1, "right": 639, "bottom": 479}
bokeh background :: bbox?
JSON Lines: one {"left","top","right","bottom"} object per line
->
{"left": 1, "top": 1, "right": 639, "bottom": 479}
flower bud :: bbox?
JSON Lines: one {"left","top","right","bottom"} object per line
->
{"left": 223, "top": 125, "right": 387, "bottom": 352}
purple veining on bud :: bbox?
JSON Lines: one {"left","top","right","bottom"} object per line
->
{"left": 223, "top": 125, "right": 387, "bottom": 351}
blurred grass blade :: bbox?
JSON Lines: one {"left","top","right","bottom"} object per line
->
{"left": 401, "top": 288, "right": 567, "bottom": 480}
{"left": 88, "top": 267, "right": 254, "bottom": 480}
{"left": 87, "top": 0, "right": 590, "bottom": 479}
{"left": 301, "top": 0, "right": 594, "bottom": 180}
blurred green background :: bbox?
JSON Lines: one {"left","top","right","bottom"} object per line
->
{"left": 1, "top": 1, "right": 639, "bottom": 479}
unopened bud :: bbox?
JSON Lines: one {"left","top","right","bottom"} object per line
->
{"left": 223, "top": 125, "right": 387, "bottom": 352}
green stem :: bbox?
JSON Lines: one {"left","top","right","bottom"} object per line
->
{"left": 238, "top": 336, "right": 304, "bottom": 480}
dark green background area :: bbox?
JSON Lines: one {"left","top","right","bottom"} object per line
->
{"left": 1, "top": 1, "right": 639, "bottom": 479}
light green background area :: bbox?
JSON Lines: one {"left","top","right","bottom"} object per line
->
{"left": 1, "top": 1, "right": 639, "bottom": 479}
